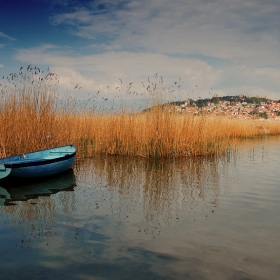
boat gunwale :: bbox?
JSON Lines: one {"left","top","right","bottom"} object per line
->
{"left": 4, "top": 152, "right": 76, "bottom": 168}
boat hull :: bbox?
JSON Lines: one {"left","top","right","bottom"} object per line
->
{"left": 0, "top": 145, "right": 76, "bottom": 179}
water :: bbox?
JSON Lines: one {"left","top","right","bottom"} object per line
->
{"left": 0, "top": 136, "right": 280, "bottom": 280}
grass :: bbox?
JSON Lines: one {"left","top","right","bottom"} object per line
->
{"left": 1, "top": 67, "right": 280, "bottom": 159}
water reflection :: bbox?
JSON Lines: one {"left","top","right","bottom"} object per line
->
{"left": 0, "top": 152, "right": 234, "bottom": 245}
{"left": 0, "top": 137, "right": 279, "bottom": 279}
{"left": 75, "top": 154, "right": 233, "bottom": 227}
{"left": 0, "top": 169, "right": 76, "bottom": 205}
{"left": 0, "top": 170, "right": 77, "bottom": 248}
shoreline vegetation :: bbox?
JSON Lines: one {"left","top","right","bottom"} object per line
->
{"left": 1, "top": 67, "right": 280, "bottom": 159}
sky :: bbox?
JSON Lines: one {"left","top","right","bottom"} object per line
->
{"left": 1, "top": 0, "right": 280, "bottom": 103}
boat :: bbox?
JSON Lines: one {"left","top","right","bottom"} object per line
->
{"left": 0, "top": 145, "right": 76, "bottom": 180}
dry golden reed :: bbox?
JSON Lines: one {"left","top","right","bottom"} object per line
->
{"left": 1, "top": 67, "right": 280, "bottom": 159}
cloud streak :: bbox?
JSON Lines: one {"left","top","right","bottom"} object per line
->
{"left": 0, "top": 31, "right": 15, "bottom": 41}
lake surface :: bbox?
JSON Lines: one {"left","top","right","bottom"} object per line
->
{"left": 0, "top": 136, "right": 280, "bottom": 280}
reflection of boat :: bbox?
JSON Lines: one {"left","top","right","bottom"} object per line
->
{"left": 0, "top": 145, "right": 76, "bottom": 179}
{"left": 0, "top": 169, "right": 76, "bottom": 205}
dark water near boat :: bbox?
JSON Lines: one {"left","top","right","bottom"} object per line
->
{"left": 0, "top": 137, "right": 280, "bottom": 280}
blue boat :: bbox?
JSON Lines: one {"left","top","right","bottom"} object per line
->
{"left": 0, "top": 145, "right": 76, "bottom": 179}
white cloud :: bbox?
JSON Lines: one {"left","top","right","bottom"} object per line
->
{"left": 253, "top": 68, "right": 280, "bottom": 84}
{"left": 49, "top": 0, "right": 280, "bottom": 65}
{"left": 15, "top": 45, "right": 225, "bottom": 99}
{"left": 50, "top": 67, "right": 97, "bottom": 97}
{"left": 14, "top": 43, "right": 280, "bottom": 101}
{"left": 15, "top": 47, "right": 280, "bottom": 103}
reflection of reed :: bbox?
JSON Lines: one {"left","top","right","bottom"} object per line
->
{"left": 0, "top": 171, "right": 77, "bottom": 246}
{"left": 237, "top": 136, "right": 280, "bottom": 162}
{"left": 75, "top": 155, "right": 230, "bottom": 226}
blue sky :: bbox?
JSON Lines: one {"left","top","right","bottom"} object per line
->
{"left": 1, "top": 0, "right": 280, "bottom": 102}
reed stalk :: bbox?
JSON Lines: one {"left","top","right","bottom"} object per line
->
{"left": 1, "top": 67, "right": 280, "bottom": 159}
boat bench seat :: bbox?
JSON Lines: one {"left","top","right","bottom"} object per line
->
{"left": 43, "top": 155, "right": 64, "bottom": 160}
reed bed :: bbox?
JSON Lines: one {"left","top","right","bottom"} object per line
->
{"left": 1, "top": 67, "right": 280, "bottom": 159}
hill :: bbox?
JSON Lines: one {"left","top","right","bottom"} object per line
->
{"left": 162, "top": 95, "right": 280, "bottom": 120}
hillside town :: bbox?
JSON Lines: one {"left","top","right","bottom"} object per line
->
{"left": 168, "top": 95, "right": 280, "bottom": 120}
